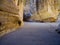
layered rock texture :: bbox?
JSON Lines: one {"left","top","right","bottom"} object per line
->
{"left": 0, "top": 0, "right": 24, "bottom": 37}
{"left": 31, "top": 0, "right": 59, "bottom": 22}
{"left": 58, "top": 0, "right": 60, "bottom": 13}
{"left": 24, "top": 0, "right": 59, "bottom": 22}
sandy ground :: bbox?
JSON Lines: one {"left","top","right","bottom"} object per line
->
{"left": 0, "top": 22, "right": 60, "bottom": 45}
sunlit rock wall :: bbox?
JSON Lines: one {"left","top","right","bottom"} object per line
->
{"left": 31, "top": 0, "right": 59, "bottom": 22}
{"left": 18, "top": 0, "right": 24, "bottom": 25}
{"left": 0, "top": 0, "right": 24, "bottom": 37}
{"left": 58, "top": 0, "right": 60, "bottom": 13}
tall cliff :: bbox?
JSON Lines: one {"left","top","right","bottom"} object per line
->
{"left": 31, "top": 0, "right": 59, "bottom": 22}
{"left": 0, "top": 0, "right": 24, "bottom": 37}
{"left": 24, "top": 0, "right": 59, "bottom": 22}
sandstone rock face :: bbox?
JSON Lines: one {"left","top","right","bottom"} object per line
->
{"left": 58, "top": 0, "right": 60, "bottom": 13}
{"left": 31, "top": 0, "right": 59, "bottom": 22}
{"left": 18, "top": 0, "right": 24, "bottom": 25}
{"left": 0, "top": 0, "right": 19, "bottom": 14}
{"left": 0, "top": 0, "right": 24, "bottom": 37}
